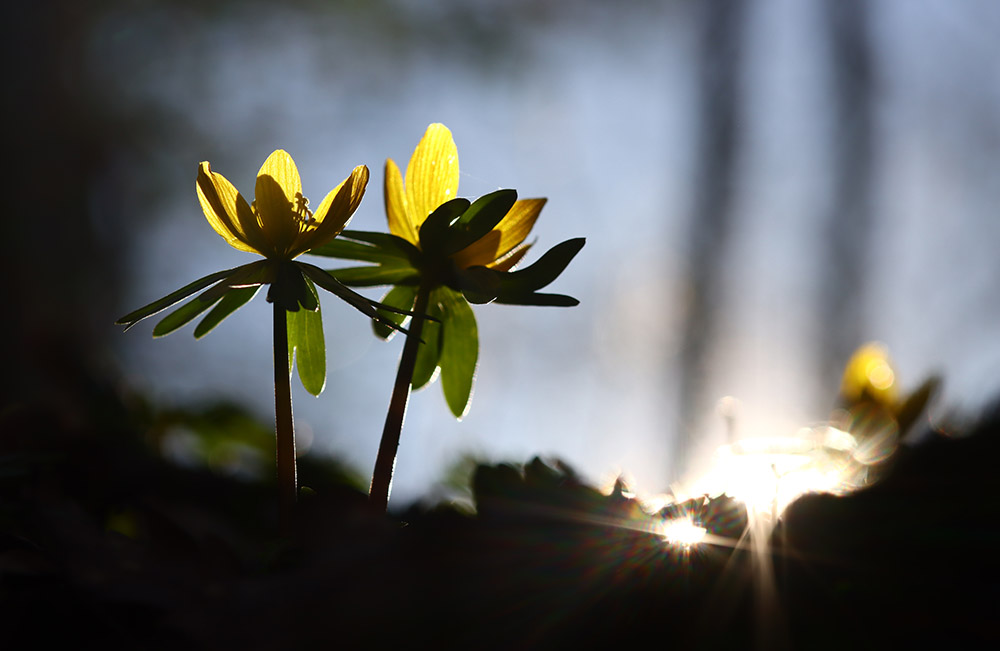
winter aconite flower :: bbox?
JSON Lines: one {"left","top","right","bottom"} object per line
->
{"left": 117, "top": 150, "right": 404, "bottom": 395}
{"left": 311, "top": 123, "right": 583, "bottom": 415}
{"left": 117, "top": 150, "right": 411, "bottom": 523}
{"left": 383, "top": 123, "right": 545, "bottom": 273}
{"left": 307, "top": 123, "right": 584, "bottom": 511}
{"left": 198, "top": 149, "right": 367, "bottom": 261}
{"left": 836, "top": 342, "right": 940, "bottom": 449}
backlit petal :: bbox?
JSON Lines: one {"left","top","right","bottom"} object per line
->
{"left": 489, "top": 242, "right": 532, "bottom": 271}
{"left": 385, "top": 158, "right": 418, "bottom": 244}
{"left": 294, "top": 165, "right": 369, "bottom": 256}
{"left": 451, "top": 231, "right": 500, "bottom": 269}
{"left": 494, "top": 198, "right": 545, "bottom": 255}
{"left": 196, "top": 162, "right": 260, "bottom": 255}
{"left": 255, "top": 150, "right": 302, "bottom": 255}
{"left": 451, "top": 198, "right": 545, "bottom": 268}
{"left": 405, "top": 123, "right": 459, "bottom": 228}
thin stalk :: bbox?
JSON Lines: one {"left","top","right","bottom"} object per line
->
{"left": 370, "top": 282, "right": 432, "bottom": 512}
{"left": 273, "top": 302, "right": 297, "bottom": 530}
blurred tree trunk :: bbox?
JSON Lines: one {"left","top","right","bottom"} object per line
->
{"left": 672, "top": 0, "right": 746, "bottom": 479}
{"left": 819, "top": 0, "right": 875, "bottom": 389}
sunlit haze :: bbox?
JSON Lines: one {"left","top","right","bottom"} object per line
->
{"left": 685, "top": 426, "right": 863, "bottom": 523}
{"left": 91, "top": 0, "right": 1000, "bottom": 505}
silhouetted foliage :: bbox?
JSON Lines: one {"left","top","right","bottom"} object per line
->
{"left": 2, "top": 359, "right": 997, "bottom": 648}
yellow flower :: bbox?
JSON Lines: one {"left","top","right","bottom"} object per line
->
{"left": 118, "top": 148, "right": 404, "bottom": 346}
{"left": 198, "top": 149, "right": 369, "bottom": 260}
{"left": 840, "top": 342, "right": 897, "bottom": 406}
{"left": 384, "top": 123, "right": 544, "bottom": 272}
{"left": 314, "top": 121, "right": 582, "bottom": 431}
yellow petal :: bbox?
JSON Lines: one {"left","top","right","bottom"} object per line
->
{"left": 489, "top": 242, "right": 532, "bottom": 272}
{"left": 255, "top": 149, "right": 302, "bottom": 255}
{"left": 294, "top": 165, "right": 370, "bottom": 256}
{"left": 405, "top": 123, "right": 459, "bottom": 228}
{"left": 452, "top": 231, "right": 500, "bottom": 269}
{"left": 451, "top": 198, "right": 545, "bottom": 268}
{"left": 196, "top": 162, "right": 263, "bottom": 255}
{"left": 495, "top": 198, "right": 545, "bottom": 254}
{"left": 385, "top": 158, "right": 418, "bottom": 245}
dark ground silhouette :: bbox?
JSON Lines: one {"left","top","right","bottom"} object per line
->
{"left": 1, "top": 360, "right": 998, "bottom": 650}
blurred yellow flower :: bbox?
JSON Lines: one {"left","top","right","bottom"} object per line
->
{"left": 198, "top": 149, "right": 369, "bottom": 260}
{"left": 840, "top": 342, "right": 897, "bottom": 406}
{"left": 384, "top": 123, "right": 545, "bottom": 271}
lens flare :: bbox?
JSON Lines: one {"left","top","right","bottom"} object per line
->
{"left": 688, "top": 426, "right": 864, "bottom": 523}
{"left": 659, "top": 517, "right": 707, "bottom": 546}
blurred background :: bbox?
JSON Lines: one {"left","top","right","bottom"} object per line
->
{"left": 6, "top": 0, "right": 1000, "bottom": 506}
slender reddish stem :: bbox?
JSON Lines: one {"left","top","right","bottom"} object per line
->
{"left": 273, "top": 302, "right": 297, "bottom": 531}
{"left": 369, "top": 283, "right": 432, "bottom": 512}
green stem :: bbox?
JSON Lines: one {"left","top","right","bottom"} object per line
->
{"left": 370, "top": 282, "right": 432, "bottom": 512}
{"left": 273, "top": 302, "right": 297, "bottom": 531}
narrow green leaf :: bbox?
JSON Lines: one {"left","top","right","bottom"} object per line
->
{"left": 461, "top": 289, "right": 495, "bottom": 305}
{"left": 194, "top": 285, "right": 261, "bottom": 338}
{"left": 438, "top": 288, "right": 478, "bottom": 419}
{"left": 412, "top": 298, "right": 444, "bottom": 389}
{"left": 300, "top": 263, "right": 374, "bottom": 316}
{"left": 341, "top": 230, "right": 422, "bottom": 255}
{"left": 419, "top": 198, "right": 470, "bottom": 254}
{"left": 288, "top": 279, "right": 326, "bottom": 396}
{"left": 298, "top": 262, "right": 412, "bottom": 334}
{"left": 296, "top": 270, "right": 318, "bottom": 311}
{"left": 308, "top": 239, "right": 388, "bottom": 263}
{"left": 152, "top": 290, "right": 225, "bottom": 338}
{"left": 444, "top": 189, "right": 517, "bottom": 255}
{"left": 373, "top": 285, "right": 417, "bottom": 340}
{"left": 116, "top": 267, "right": 239, "bottom": 330}
{"left": 307, "top": 238, "right": 410, "bottom": 264}
{"left": 311, "top": 230, "right": 421, "bottom": 262}
{"left": 201, "top": 260, "right": 271, "bottom": 303}
{"left": 497, "top": 237, "right": 585, "bottom": 296}
{"left": 494, "top": 292, "right": 580, "bottom": 307}
{"left": 456, "top": 189, "right": 516, "bottom": 228}
{"left": 330, "top": 264, "right": 420, "bottom": 287}
{"left": 455, "top": 265, "right": 502, "bottom": 304}
{"left": 895, "top": 375, "right": 940, "bottom": 437}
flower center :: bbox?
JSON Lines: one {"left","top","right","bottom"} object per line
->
{"left": 293, "top": 192, "right": 314, "bottom": 226}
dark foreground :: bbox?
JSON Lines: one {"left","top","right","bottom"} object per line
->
{"left": 2, "top": 373, "right": 998, "bottom": 650}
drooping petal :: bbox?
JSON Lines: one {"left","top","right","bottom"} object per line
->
{"left": 196, "top": 162, "right": 261, "bottom": 254}
{"left": 451, "top": 198, "right": 546, "bottom": 268}
{"left": 294, "top": 165, "right": 369, "bottom": 256}
{"left": 404, "top": 123, "right": 459, "bottom": 229}
{"left": 385, "top": 158, "right": 418, "bottom": 245}
{"left": 255, "top": 150, "right": 302, "bottom": 255}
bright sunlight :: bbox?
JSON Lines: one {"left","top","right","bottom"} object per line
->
{"left": 659, "top": 517, "right": 708, "bottom": 547}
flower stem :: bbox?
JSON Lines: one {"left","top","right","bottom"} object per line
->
{"left": 273, "top": 302, "right": 297, "bottom": 531}
{"left": 369, "top": 282, "right": 432, "bottom": 512}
